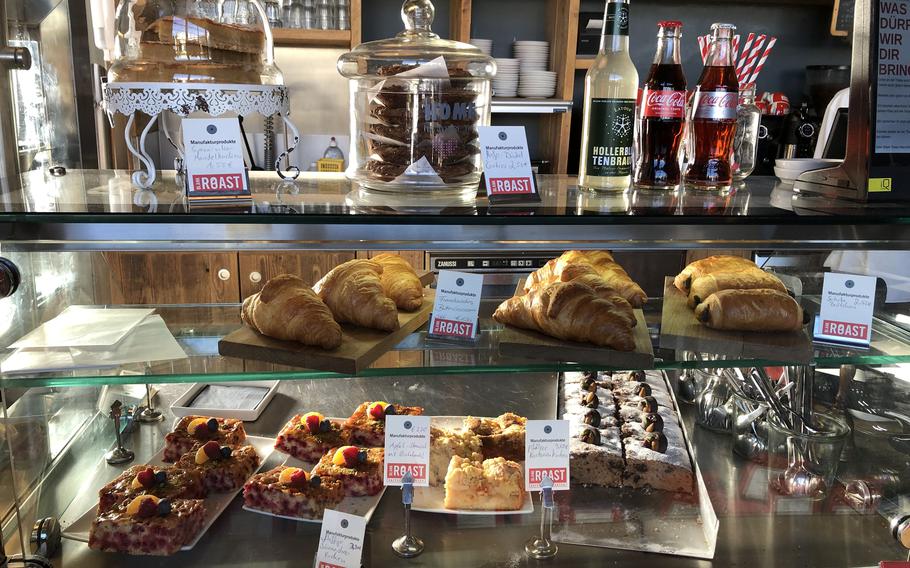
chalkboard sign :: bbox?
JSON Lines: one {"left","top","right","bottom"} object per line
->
{"left": 831, "top": 0, "right": 855, "bottom": 37}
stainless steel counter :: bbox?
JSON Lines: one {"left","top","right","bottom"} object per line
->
{"left": 12, "top": 373, "right": 908, "bottom": 567}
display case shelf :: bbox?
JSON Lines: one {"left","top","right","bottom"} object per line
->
{"left": 4, "top": 299, "right": 910, "bottom": 389}
{"left": 271, "top": 28, "right": 352, "bottom": 48}
{"left": 3, "top": 171, "right": 910, "bottom": 251}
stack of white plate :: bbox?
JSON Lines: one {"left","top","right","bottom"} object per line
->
{"left": 774, "top": 158, "right": 843, "bottom": 183}
{"left": 492, "top": 58, "right": 520, "bottom": 98}
{"left": 513, "top": 40, "right": 550, "bottom": 71}
{"left": 470, "top": 38, "right": 493, "bottom": 55}
{"left": 518, "top": 70, "right": 557, "bottom": 98}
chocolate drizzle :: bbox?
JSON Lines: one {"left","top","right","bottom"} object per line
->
{"left": 644, "top": 432, "right": 668, "bottom": 453}
{"left": 582, "top": 392, "right": 599, "bottom": 408}
{"left": 638, "top": 395, "right": 658, "bottom": 413}
{"left": 580, "top": 426, "right": 601, "bottom": 446}
{"left": 583, "top": 409, "right": 602, "bottom": 428}
{"left": 580, "top": 376, "right": 599, "bottom": 393}
{"left": 634, "top": 382, "right": 652, "bottom": 397}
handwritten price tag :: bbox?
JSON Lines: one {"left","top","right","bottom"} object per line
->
{"left": 182, "top": 118, "right": 251, "bottom": 206}
{"left": 315, "top": 510, "right": 366, "bottom": 568}
{"left": 428, "top": 271, "right": 483, "bottom": 342}
{"left": 814, "top": 272, "right": 876, "bottom": 346}
{"left": 478, "top": 126, "right": 540, "bottom": 203}
{"left": 383, "top": 415, "right": 430, "bottom": 487}
{"left": 524, "top": 420, "right": 570, "bottom": 491}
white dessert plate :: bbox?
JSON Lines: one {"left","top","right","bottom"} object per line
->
{"left": 410, "top": 416, "right": 534, "bottom": 516}
{"left": 773, "top": 158, "right": 841, "bottom": 181}
{"left": 242, "top": 454, "right": 387, "bottom": 524}
{"left": 62, "top": 436, "right": 275, "bottom": 551}
{"left": 411, "top": 483, "right": 534, "bottom": 516}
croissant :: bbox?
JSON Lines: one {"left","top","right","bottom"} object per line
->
{"left": 493, "top": 280, "right": 636, "bottom": 350}
{"left": 313, "top": 259, "right": 400, "bottom": 332}
{"left": 673, "top": 255, "right": 757, "bottom": 294}
{"left": 538, "top": 270, "right": 636, "bottom": 328}
{"left": 687, "top": 268, "right": 787, "bottom": 308}
{"left": 523, "top": 250, "right": 647, "bottom": 308}
{"left": 693, "top": 288, "right": 805, "bottom": 332}
{"left": 372, "top": 253, "right": 424, "bottom": 311}
{"left": 241, "top": 274, "right": 342, "bottom": 349}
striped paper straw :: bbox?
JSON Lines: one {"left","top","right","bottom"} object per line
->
{"left": 732, "top": 34, "right": 740, "bottom": 66}
{"left": 747, "top": 36, "right": 777, "bottom": 87}
{"left": 739, "top": 34, "right": 766, "bottom": 86}
{"left": 735, "top": 32, "right": 755, "bottom": 79}
{"left": 697, "top": 35, "right": 708, "bottom": 64}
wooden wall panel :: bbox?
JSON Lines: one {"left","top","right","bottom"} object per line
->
{"left": 543, "top": 0, "right": 581, "bottom": 173}
{"left": 238, "top": 252, "right": 357, "bottom": 299}
{"left": 450, "top": 0, "right": 472, "bottom": 41}
{"left": 356, "top": 251, "right": 426, "bottom": 271}
{"left": 350, "top": 0, "right": 362, "bottom": 46}
{"left": 102, "top": 252, "right": 240, "bottom": 305}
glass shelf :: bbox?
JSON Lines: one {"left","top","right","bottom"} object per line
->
{"left": 4, "top": 299, "right": 910, "bottom": 389}
{"left": 4, "top": 170, "right": 910, "bottom": 251}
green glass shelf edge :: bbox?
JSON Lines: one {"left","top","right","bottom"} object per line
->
{"left": 4, "top": 353, "right": 910, "bottom": 389}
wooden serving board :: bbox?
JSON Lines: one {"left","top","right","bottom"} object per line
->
{"left": 218, "top": 289, "right": 435, "bottom": 374}
{"left": 500, "top": 279, "right": 653, "bottom": 366}
{"left": 658, "top": 277, "right": 812, "bottom": 363}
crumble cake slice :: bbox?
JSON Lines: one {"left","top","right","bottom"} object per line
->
{"left": 274, "top": 412, "right": 347, "bottom": 463}
{"left": 344, "top": 401, "right": 424, "bottom": 446}
{"left": 462, "top": 412, "right": 527, "bottom": 461}
{"left": 443, "top": 455, "right": 525, "bottom": 510}
{"left": 175, "top": 442, "right": 260, "bottom": 493}
{"left": 429, "top": 427, "right": 483, "bottom": 486}
{"left": 98, "top": 464, "right": 205, "bottom": 513}
{"left": 312, "top": 446, "right": 385, "bottom": 497}
{"left": 88, "top": 495, "right": 205, "bottom": 556}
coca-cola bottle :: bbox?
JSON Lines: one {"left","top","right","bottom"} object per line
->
{"left": 685, "top": 23, "right": 739, "bottom": 191}
{"left": 634, "top": 21, "right": 687, "bottom": 190}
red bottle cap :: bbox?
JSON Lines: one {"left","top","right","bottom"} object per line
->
{"left": 658, "top": 21, "right": 683, "bottom": 28}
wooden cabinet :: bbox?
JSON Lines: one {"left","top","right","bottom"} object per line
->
{"left": 238, "top": 252, "right": 356, "bottom": 298}
{"left": 99, "top": 252, "right": 240, "bottom": 305}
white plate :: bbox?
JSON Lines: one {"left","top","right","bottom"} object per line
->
{"left": 243, "top": 455, "right": 387, "bottom": 523}
{"left": 409, "top": 416, "right": 535, "bottom": 516}
{"left": 773, "top": 158, "right": 841, "bottom": 181}
{"left": 170, "top": 381, "right": 279, "bottom": 421}
{"left": 62, "top": 436, "right": 275, "bottom": 551}
{"left": 412, "top": 484, "right": 534, "bottom": 515}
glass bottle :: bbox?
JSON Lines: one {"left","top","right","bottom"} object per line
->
{"left": 317, "top": 0, "right": 335, "bottom": 30}
{"left": 324, "top": 136, "right": 345, "bottom": 161}
{"left": 578, "top": 0, "right": 639, "bottom": 191}
{"left": 282, "top": 0, "right": 292, "bottom": 28}
{"left": 303, "top": 0, "right": 316, "bottom": 29}
{"left": 733, "top": 84, "right": 761, "bottom": 181}
{"left": 634, "top": 21, "right": 687, "bottom": 191}
{"left": 336, "top": 0, "right": 351, "bottom": 30}
{"left": 685, "top": 23, "right": 739, "bottom": 192}
{"left": 265, "top": 0, "right": 282, "bottom": 28}
{"left": 287, "top": 0, "right": 305, "bottom": 28}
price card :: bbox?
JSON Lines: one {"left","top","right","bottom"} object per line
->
{"left": 428, "top": 270, "right": 483, "bottom": 342}
{"left": 181, "top": 118, "right": 251, "bottom": 206}
{"left": 314, "top": 509, "right": 366, "bottom": 568}
{"left": 814, "top": 272, "right": 876, "bottom": 346}
{"left": 524, "top": 420, "right": 570, "bottom": 491}
{"left": 477, "top": 126, "right": 540, "bottom": 203}
{"left": 383, "top": 414, "right": 431, "bottom": 487}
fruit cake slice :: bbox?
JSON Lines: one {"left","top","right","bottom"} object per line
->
{"left": 175, "top": 441, "right": 260, "bottom": 493}
{"left": 164, "top": 416, "right": 246, "bottom": 463}
{"left": 88, "top": 495, "right": 205, "bottom": 556}
{"left": 443, "top": 455, "right": 525, "bottom": 511}
{"left": 344, "top": 401, "right": 424, "bottom": 446}
{"left": 243, "top": 465, "right": 344, "bottom": 519}
{"left": 312, "top": 446, "right": 384, "bottom": 496}
{"left": 98, "top": 464, "right": 205, "bottom": 513}
{"left": 462, "top": 413, "right": 527, "bottom": 461}
{"left": 274, "top": 412, "right": 348, "bottom": 462}
{"left": 623, "top": 432, "right": 694, "bottom": 494}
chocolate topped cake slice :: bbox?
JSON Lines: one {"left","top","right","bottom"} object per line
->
{"left": 569, "top": 425, "right": 624, "bottom": 488}
{"left": 622, "top": 431, "right": 694, "bottom": 494}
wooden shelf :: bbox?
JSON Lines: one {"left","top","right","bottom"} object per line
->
{"left": 272, "top": 28, "right": 352, "bottom": 48}
{"left": 575, "top": 57, "right": 595, "bottom": 70}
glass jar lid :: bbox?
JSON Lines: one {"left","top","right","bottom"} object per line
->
{"left": 337, "top": 0, "right": 495, "bottom": 80}
{"left": 108, "top": 0, "right": 283, "bottom": 85}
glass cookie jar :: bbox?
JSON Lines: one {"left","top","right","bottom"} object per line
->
{"left": 108, "top": 0, "right": 283, "bottom": 85}
{"left": 338, "top": 0, "right": 496, "bottom": 195}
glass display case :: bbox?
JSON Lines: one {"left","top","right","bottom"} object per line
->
{"left": 1, "top": 170, "right": 910, "bottom": 566}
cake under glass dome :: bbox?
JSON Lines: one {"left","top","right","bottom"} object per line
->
{"left": 108, "top": 0, "right": 283, "bottom": 85}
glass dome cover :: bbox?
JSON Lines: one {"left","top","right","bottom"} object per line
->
{"left": 338, "top": 0, "right": 495, "bottom": 80}
{"left": 108, "top": 0, "right": 283, "bottom": 85}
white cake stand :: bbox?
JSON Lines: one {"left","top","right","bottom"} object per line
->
{"left": 103, "top": 82, "right": 301, "bottom": 189}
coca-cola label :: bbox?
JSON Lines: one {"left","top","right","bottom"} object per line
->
{"left": 642, "top": 89, "right": 686, "bottom": 119}
{"left": 693, "top": 90, "right": 738, "bottom": 120}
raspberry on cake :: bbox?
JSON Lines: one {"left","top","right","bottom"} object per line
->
{"left": 175, "top": 441, "right": 260, "bottom": 493}
{"left": 274, "top": 412, "right": 348, "bottom": 463}
{"left": 243, "top": 466, "right": 344, "bottom": 519}
{"left": 429, "top": 427, "right": 483, "bottom": 486}
{"left": 97, "top": 465, "right": 205, "bottom": 513}
{"left": 163, "top": 416, "right": 246, "bottom": 463}
{"left": 443, "top": 455, "right": 525, "bottom": 511}
{"left": 313, "top": 446, "right": 384, "bottom": 496}
{"left": 88, "top": 495, "right": 205, "bottom": 556}
{"left": 462, "top": 413, "right": 527, "bottom": 461}
{"left": 344, "top": 401, "right": 423, "bottom": 446}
